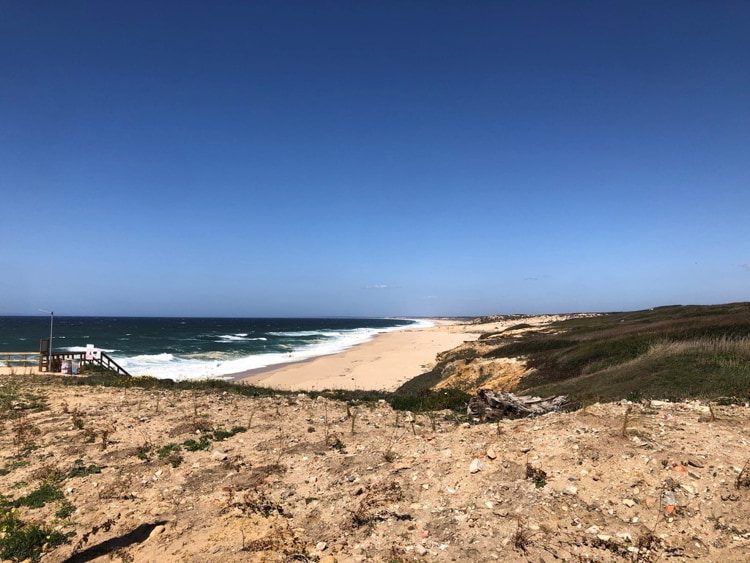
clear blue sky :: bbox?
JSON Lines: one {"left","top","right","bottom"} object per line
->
{"left": 1, "top": 1, "right": 748, "bottom": 317}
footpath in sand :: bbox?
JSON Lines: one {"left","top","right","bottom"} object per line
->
{"left": 1, "top": 378, "right": 749, "bottom": 562}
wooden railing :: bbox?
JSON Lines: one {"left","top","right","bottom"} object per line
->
{"left": 42, "top": 351, "right": 131, "bottom": 376}
{"left": 2, "top": 350, "right": 132, "bottom": 377}
{"left": 0, "top": 352, "right": 40, "bottom": 369}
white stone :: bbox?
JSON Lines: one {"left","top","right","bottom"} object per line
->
{"left": 469, "top": 459, "right": 482, "bottom": 473}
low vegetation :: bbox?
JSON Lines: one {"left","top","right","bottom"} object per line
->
{"left": 0, "top": 508, "right": 69, "bottom": 562}
{"left": 402, "top": 302, "right": 750, "bottom": 403}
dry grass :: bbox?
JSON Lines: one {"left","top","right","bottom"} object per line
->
{"left": 645, "top": 336, "right": 750, "bottom": 360}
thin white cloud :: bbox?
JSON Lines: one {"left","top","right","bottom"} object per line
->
{"left": 363, "top": 284, "right": 399, "bottom": 290}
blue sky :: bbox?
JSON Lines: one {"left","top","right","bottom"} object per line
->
{"left": 1, "top": 1, "right": 749, "bottom": 317}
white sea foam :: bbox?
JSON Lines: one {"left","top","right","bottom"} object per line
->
{"left": 114, "top": 319, "right": 431, "bottom": 381}
{"left": 215, "top": 335, "right": 267, "bottom": 342}
{"left": 266, "top": 330, "right": 342, "bottom": 337}
{"left": 63, "top": 346, "right": 117, "bottom": 353}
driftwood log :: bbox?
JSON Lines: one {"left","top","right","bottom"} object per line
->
{"left": 467, "top": 389, "right": 575, "bottom": 420}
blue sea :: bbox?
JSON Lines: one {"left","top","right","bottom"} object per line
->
{"left": 0, "top": 316, "right": 428, "bottom": 380}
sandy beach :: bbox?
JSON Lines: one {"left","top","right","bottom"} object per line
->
{"left": 235, "top": 320, "right": 479, "bottom": 391}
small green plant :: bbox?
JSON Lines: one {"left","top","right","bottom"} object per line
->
{"left": 166, "top": 452, "right": 183, "bottom": 468}
{"left": 0, "top": 508, "right": 70, "bottom": 561}
{"left": 157, "top": 443, "right": 181, "bottom": 458}
{"left": 329, "top": 436, "right": 345, "bottom": 452}
{"left": 68, "top": 459, "right": 102, "bottom": 478}
{"left": 525, "top": 464, "right": 547, "bottom": 488}
{"left": 183, "top": 435, "right": 211, "bottom": 451}
{"left": 55, "top": 500, "right": 75, "bottom": 519}
{"left": 157, "top": 444, "right": 184, "bottom": 467}
{"left": 71, "top": 409, "right": 85, "bottom": 430}
{"left": 136, "top": 445, "right": 153, "bottom": 461}
{"left": 0, "top": 460, "right": 29, "bottom": 477}
{"left": 212, "top": 426, "right": 246, "bottom": 441}
{"left": 13, "top": 482, "right": 64, "bottom": 509}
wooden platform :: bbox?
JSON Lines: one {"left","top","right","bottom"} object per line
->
{"left": 1, "top": 351, "right": 130, "bottom": 377}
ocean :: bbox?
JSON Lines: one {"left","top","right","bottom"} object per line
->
{"left": 0, "top": 316, "right": 428, "bottom": 380}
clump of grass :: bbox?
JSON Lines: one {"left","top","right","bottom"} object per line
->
{"left": 157, "top": 444, "right": 184, "bottom": 467}
{"left": 0, "top": 460, "right": 29, "bottom": 477}
{"left": 55, "top": 500, "right": 75, "bottom": 519}
{"left": 166, "top": 451, "right": 183, "bottom": 468}
{"left": 13, "top": 482, "right": 64, "bottom": 509}
{"left": 136, "top": 444, "right": 153, "bottom": 461}
{"left": 157, "top": 443, "right": 181, "bottom": 458}
{"left": 82, "top": 427, "right": 96, "bottom": 443}
{"left": 183, "top": 435, "right": 211, "bottom": 451}
{"left": 212, "top": 426, "right": 246, "bottom": 441}
{"left": 68, "top": 459, "right": 102, "bottom": 479}
{"left": 71, "top": 408, "right": 85, "bottom": 430}
{"left": 12, "top": 414, "right": 40, "bottom": 453}
{"left": 525, "top": 464, "right": 547, "bottom": 488}
{"left": 0, "top": 508, "right": 70, "bottom": 561}
{"left": 511, "top": 520, "right": 532, "bottom": 553}
{"left": 382, "top": 429, "right": 399, "bottom": 463}
{"left": 329, "top": 435, "right": 345, "bottom": 452}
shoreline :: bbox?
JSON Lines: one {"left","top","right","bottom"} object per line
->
{"left": 233, "top": 320, "right": 478, "bottom": 391}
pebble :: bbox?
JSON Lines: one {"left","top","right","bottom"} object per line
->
{"left": 211, "top": 451, "right": 228, "bottom": 461}
{"left": 415, "top": 545, "right": 428, "bottom": 556}
{"left": 623, "top": 499, "right": 636, "bottom": 507}
{"left": 469, "top": 459, "right": 482, "bottom": 473}
{"left": 563, "top": 485, "right": 578, "bottom": 495}
{"left": 586, "top": 526, "right": 600, "bottom": 535}
{"left": 486, "top": 448, "right": 497, "bottom": 460}
{"left": 316, "top": 541, "right": 328, "bottom": 551}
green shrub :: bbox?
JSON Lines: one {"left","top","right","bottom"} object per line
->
{"left": 183, "top": 435, "right": 211, "bottom": 451}
{"left": 0, "top": 508, "right": 69, "bottom": 561}
{"left": 157, "top": 443, "right": 181, "bottom": 458}
{"left": 68, "top": 459, "right": 101, "bottom": 478}
{"left": 13, "top": 483, "right": 64, "bottom": 509}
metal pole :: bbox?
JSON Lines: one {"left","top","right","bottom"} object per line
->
{"left": 49, "top": 311, "right": 54, "bottom": 371}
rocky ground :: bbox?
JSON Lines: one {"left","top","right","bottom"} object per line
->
{"left": 2, "top": 377, "right": 750, "bottom": 562}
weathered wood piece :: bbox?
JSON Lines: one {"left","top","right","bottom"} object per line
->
{"left": 467, "top": 389, "right": 574, "bottom": 420}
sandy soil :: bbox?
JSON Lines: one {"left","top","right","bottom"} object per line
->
{"left": 2, "top": 377, "right": 749, "bottom": 562}
{"left": 235, "top": 321, "right": 479, "bottom": 392}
